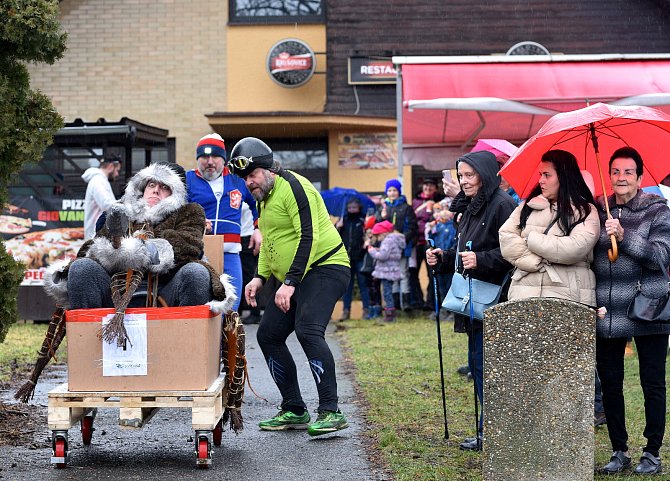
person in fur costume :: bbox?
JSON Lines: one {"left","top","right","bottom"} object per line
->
{"left": 44, "top": 162, "right": 236, "bottom": 314}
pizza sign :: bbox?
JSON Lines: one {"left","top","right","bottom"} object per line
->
{"left": 266, "top": 39, "right": 316, "bottom": 88}
{"left": 3, "top": 196, "right": 85, "bottom": 286}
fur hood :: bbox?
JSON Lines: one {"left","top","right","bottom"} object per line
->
{"left": 121, "top": 163, "right": 187, "bottom": 224}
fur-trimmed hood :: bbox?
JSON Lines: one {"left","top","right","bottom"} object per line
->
{"left": 121, "top": 163, "right": 187, "bottom": 224}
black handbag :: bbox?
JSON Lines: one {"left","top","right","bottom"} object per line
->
{"left": 627, "top": 258, "right": 670, "bottom": 323}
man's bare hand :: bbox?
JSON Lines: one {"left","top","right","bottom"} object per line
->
{"left": 275, "top": 284, "right": 295, "bottom": 313}
{"left": 249, "top": 229, "right": 262, "bottom": 256}
{"left": 245, "top": 278, "right": 264, "bottom": 307}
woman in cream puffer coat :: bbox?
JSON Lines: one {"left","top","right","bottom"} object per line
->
{"left": 499, "top": 149, "right": 600, "bottom": 306}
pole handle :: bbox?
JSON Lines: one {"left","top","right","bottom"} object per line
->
{"left": 590, "top": 125, "right": 618, "bottom": 263}
{"left": 608, "top": 234, "right": 618, "bottom": 262}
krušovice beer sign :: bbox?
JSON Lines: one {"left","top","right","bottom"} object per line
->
{"left": 266, "top": 39, "right": 316, "bottom": 88}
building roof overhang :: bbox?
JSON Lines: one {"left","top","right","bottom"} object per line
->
{"left": 392, "top": 53, "right": 670, "bottom": 169}
{"left": 206, "top": 112, "right": 396, "bottom": 139}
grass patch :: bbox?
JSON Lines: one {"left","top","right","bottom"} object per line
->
{"left": 340, "top": 315, "right": 662, "bottom": 481}
{"left": 0, "top": 321, "right": 67, "bottom": 383}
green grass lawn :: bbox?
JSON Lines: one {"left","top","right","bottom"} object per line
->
{"left": 0, "top": 321, "right": 67, "bottom": 383}
{"left": 340, "top": 314, "right": 660, "bottom": 481}
{"left": 0, "top": 317, "right": 659, "bottom": 480}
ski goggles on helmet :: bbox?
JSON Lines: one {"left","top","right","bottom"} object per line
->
{"left": 230, "top": 155, "right": 254, "bottom": 171}
{"left": 228, "top": 152, "right": 274, "bottom": 174}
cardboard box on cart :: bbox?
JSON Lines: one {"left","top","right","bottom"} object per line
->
{"left": 66, "top": 305, "right": 221, "bottom": 392}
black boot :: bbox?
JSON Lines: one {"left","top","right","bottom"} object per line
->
{"left": 392, "top": 293, "right": 401, "bottom": 310}
{"left": 402, "top": 293, "right": 413, "bottom": 312}
{"left": 383, "top": 308, "right": 396, "bottom": 322}
{"left": 459, "top": 434, "right": 483, "bottom": 451}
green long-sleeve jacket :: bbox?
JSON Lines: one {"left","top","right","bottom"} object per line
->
{"left": 256, "top": 169, "right": 349, "bottom": 285}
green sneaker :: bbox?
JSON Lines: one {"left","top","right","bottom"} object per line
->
{"left": 307, "top": 410, "right": 349, "bottom": 436}
{"left": 258, "top": 410, "right": 311, "bottom": 431}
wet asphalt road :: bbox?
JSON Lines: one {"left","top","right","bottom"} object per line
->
{"left": 0, "top": 324, "right": 389, "bottom": 481}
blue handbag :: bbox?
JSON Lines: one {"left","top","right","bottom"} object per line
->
{"left": 441, "top": 239, "right": 508, "bottom": 320}
{"left": 441, "top": 272, "right": 507, "bottom": 320}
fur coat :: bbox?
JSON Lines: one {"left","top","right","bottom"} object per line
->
{"left": 44, "top": 163, "right": 236, "bottom": 314}
{"left": 499, "top": 195, "right": 599, "bottom": 305}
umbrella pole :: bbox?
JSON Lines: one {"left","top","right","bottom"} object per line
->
{"left": 589, "top": 124, "right": 618, "bottom": 262}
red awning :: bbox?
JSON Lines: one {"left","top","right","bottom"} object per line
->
{"left": 398, "top": 55, "right": 670, "bottom": 155}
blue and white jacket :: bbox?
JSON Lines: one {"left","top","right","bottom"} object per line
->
{"left": 186, "top": 168, "right": 258, "bottom": 253}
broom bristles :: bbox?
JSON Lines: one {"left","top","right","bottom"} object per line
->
{"left": 99, "top": 312, "right": 131, "bottom": 347}
{"left": 14, "top": 307, "right": 66, "bottom": 403}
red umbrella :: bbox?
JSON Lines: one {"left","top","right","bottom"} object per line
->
{"left": 500, "top": 102, "right": 670, "bottom": 261}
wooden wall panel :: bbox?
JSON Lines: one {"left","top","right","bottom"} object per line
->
{"left": 325, "top": 0, "right": 670, "bottom": 117}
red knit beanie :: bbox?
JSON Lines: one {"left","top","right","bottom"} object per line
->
{"left": 371, "top": 220, "right": 394, "bottom": 235}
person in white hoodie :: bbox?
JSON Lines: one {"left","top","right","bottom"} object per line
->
{"left": 82, "top": 157, "right": 121, "bottom": 239}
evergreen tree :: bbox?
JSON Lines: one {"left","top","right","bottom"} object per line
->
{"left": 0, "top": 0, "right": 66, "bottom": 342}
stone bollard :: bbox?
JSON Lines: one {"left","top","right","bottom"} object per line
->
{"left": 483, "top": 298, "right": 595, "bottom": 481}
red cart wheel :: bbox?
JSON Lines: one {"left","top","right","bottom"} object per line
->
{"left": 197, "top": 438, "right": 210, "bottom": 469}
{"left": 213, "top": 419, "right": 223, "bottom": 447}
{"left": 54, "top": 437, "right": 67, "bottom": 469}
{"left": 81, "top": 416, "right": 93, "bottom": 445}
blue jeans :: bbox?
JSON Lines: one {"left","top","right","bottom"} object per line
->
{"left": 468, "top": 325, "right": 484, "bottom": 433}
{"left": 436, "top": 272, "right": 452, "bottom": 308}
{"left": 223, "top": 252, "right": 242, "bottom": 311}
{"left": 342, "top": 258, "right": 370, "bottom": 311}
{"left": 381, "top": 279, "right": 395, "bottom": 309}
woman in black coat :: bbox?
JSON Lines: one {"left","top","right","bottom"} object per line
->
{"left": 427, "top": 150, "right": 516, "bottom": 450}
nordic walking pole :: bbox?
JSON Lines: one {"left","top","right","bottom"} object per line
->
{"left": 428, "top": 239, "right": 449, "bottom": 440}
{"left": 465, "top": 240, "right": 481, "bottom": 450}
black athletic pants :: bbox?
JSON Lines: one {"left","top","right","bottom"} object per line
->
{"left": 256, "top": 264, "right": 350, "bottom": 413}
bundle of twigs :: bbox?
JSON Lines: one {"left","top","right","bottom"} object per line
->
{"left": 99, "top": 269, "right": 143, "bottom": 347}
{"left": 14, "top": 307, "right": 67, "bottom": 403}
{"left": 220, "top": 311, "right": 246, "bottom": 433}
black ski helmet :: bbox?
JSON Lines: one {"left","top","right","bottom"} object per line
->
{"left": 229, "top": 137, "right": 274, "bottom": 178}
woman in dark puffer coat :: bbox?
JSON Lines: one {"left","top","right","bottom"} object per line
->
{"left": 594, "top": 147, "right": 670, "bottom": 475}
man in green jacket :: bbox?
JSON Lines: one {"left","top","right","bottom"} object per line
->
{"left": 230, "top": 137, "right": 351, "bottom": 437}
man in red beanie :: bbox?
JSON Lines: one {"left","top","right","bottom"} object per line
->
{"left": 186, "top": 133, "right": 261, "bottom": 313}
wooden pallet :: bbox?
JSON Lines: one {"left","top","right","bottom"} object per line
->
{"left": 48, "top": 374, "right": 226, "bottom": 431}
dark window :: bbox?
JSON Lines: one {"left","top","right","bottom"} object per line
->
{"left": 229, "top": 0, "right": 324, "bottom": 24}
{"left": 227, "top": 137, "right": 328, "bottom": 189}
